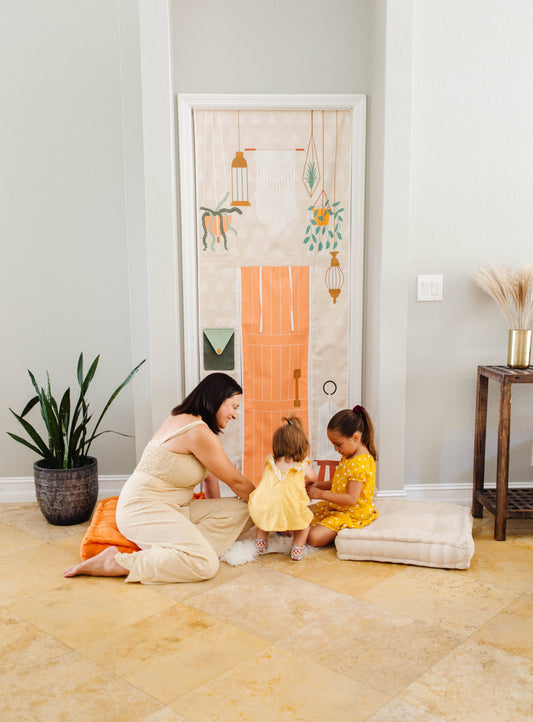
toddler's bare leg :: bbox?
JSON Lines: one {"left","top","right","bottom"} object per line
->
{"left": 292, "top": 527, "right": 309, "bottom": 547}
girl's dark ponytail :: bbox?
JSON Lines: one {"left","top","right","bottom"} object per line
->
{"left": 328, "top": 405, "right": 378, "bottom": 460}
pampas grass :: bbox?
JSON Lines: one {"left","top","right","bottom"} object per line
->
{"left": 471, "top": 263, "right": 533, "bottom": 330}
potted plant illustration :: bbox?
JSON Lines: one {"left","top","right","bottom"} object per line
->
{"left": 200, "top": 192, "right": 243, "bottom": 251}
{"left": 7, "top": 353, "right": 145, "bottom": 525}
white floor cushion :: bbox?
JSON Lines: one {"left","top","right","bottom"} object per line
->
{"left": 335, "top": 499, "right": 475, "bottom": 569}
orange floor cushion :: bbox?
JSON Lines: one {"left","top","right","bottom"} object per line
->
{"left": 80, "top": 496, "right": 140, "bottom": 560}
{"left": 79, "top": 491, "right": 207, "bottom": 560}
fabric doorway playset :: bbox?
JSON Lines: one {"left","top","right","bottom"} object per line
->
{"left": 187, "top": 101, "right": 364, "bottom": 487}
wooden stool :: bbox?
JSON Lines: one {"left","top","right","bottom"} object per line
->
{"left": 472, "top": 364, "right": 533, "bottom": 540}
{"left": 315, "top": 459, "right": 339, "bottom": 482}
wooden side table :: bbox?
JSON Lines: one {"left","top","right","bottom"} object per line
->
{"left": 472, "top": 365, "right": 533, "bottom": 540}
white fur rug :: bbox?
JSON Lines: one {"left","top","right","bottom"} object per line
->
{"left": 220, "top": 530, "right": 314, "bottom": 566}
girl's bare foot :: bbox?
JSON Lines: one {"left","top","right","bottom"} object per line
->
{"left": 63, "top": 546, "right": 128, "bottom": 578}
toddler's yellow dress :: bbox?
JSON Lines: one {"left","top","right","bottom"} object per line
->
{"left": 310, "top": 453, "right": 378, "bottom": 531}
{"left": 248, "top": 455, "right": 313, "bottom": 531}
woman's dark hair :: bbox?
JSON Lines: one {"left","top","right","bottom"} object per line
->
{"left": 272, "top": 416, "right": 309, "bottom": 462}
{"left": 327, "top": 406, "right": 378, "bottom": 460}
{"left": 171, "top": 373, "right": 242, "bottom": 434}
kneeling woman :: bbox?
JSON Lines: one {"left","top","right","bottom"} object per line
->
{"left": 64, "top": 373, "right": 254, "bottom": 584}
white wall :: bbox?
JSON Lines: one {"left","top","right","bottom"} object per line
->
{"left": 172, "top": 0, "right": 373, "bottom": 94}
{"left": 0, "top": 1, "right": 142, "bottom": 480}
{"left": 3, "top": 0, "right": 533, "bottom": 504}
{"left": 405, "top": 0, "right": 533, "bottom": 498}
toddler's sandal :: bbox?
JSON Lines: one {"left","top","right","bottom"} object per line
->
{"left": 255, "top": 538, "right": 268, "bottom": 554}
{"left": 290, "top": 544, "right": 306, "bottom": 561}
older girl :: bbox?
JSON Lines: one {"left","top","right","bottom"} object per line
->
{"left": 307, "top": 405, "right": 378, "bottom": 547}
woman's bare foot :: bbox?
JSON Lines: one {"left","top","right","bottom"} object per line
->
{"left": 63, "top": 546, "right": 128, "bottom": 578}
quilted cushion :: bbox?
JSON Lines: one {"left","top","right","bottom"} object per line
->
{"left": 335, "top": 498, "right": 475, "bottom": 569}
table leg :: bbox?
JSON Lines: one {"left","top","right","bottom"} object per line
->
{"left": 495, "top": 379, "right": 511, "bottom": 540}
{"left": 472, "top": 372, "right": 488, "bottom": 517}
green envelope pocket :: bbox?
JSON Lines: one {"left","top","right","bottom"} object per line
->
{"left": 203, "top": 328, "right": 235, "bottom": 370}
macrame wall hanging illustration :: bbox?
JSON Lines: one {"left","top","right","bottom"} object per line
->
{"left": 253, "top": 128, "right": 300, "bottom": 235}
{"left": 231, "top": 110, "right": 251, "bottom": 207}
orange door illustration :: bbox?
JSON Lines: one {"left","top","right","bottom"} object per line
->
{"left": 241, "top": 266, "right": 309, "bottom": 484}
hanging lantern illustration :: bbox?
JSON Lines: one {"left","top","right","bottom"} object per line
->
{"left": 231, "top": 151, "right": 250, "bottom": 206}
{"left": 231, "top": 110, "right": 251, "bottom": 207}
{"left": 325, "top": 251, "right": 344, "bottom": 303}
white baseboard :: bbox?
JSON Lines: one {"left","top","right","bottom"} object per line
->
{"left": 403, "top": 481, "right": 533, "bottom": 507}
{"left": 2, "top": 477, "right": 532, "bottom": 507}
{"left": 0, "top": 476, "right": 129, "bottom": 503}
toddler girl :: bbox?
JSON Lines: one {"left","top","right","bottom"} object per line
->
{"left": 307, "top": 405, "right": 378, "bottom": 547}
{"left": 248, "top": 417, "right": 317, "bottom": 561}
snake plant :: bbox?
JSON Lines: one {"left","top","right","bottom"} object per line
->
{"left": 8, "top": 353, "right": 145, "bottom": 469}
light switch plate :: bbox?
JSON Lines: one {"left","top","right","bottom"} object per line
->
{"left": 417, "top": 274, "right": 443, "bottom": 301}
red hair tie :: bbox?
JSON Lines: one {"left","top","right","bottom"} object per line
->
{"left": 353, "top": 405, "right": 365, "bottom": 414}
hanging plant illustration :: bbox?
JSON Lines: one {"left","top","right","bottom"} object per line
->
{"left": 302, "top": 110, "right": 321, "bottom": 197}
{"left": 303, "top": 195, "right": 344, "bottom": 252}
{"left": 200, "top": 192, "right": 242, "bottom": 251}
{"left": 302, "top": 111, "right": 344, "bottom": 251}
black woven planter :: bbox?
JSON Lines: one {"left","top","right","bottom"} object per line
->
{"left": 33, "top": 457, "right": 98, "bottom": 526}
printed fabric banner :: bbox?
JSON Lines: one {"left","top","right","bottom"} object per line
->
{"left": 193, "top": 108, "right": 353, "bottom": 473}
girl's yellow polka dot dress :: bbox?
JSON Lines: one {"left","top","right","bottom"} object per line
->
{"left": 310, "top": 454, "right": 378, "bottom": 531}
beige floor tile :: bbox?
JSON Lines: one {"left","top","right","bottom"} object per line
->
{"left": 358, "top": 564, "right": 518, "bottom": 636}
{"left": 9, "top": 575, "right": 176, "bottom": 648}
{"left": 185, "top": 565, "right": 350, "bottom": 642}
{"left": 472, "top": 590, "right": 533, "bottom": 660}
{"left": 473, "top": 512, "right": 533, "bottom": 549}
{"left": 368, "top": 699, "right": 446, "bottom": 721}
{"left": 0, "top": 649, "right": 160, "bottom": 721}
{"left": 0, "top": 502, "right": 91, "bottom": 542}
{"left": 278, "top": 597, "right": 462, "bottom": 697}
{"left": 2, "top": 499, "right": 532, "bottom": 720}
{"left": 51, "top": 530, "right": 87, "bottom": 556}
{"left": 0, "top": 520, "right": 42, "bottom": 555}
{"left": 0, "top": 543, "right": 81, "bottom": 605}
{"left": 258, "top": 545, "right": 407, "bottom": 596}
{"left": 0, "top": 607, "right": 70, "bottom": 673}
{"left": 467, "top": 536, "right": 533, "bottom": 591}
{"left": 401, "top": 639, "right": 533, "bottom": 721}
{"left": 79, "top": 603, "right": 270, "bottom": 703}
{"left": 142, "top": 707, "right": 190, "bottom": 722}
{"left": 171, "top": 645, "right": 390, "bottom": 721}
{"left": 156, "top": 558, "right": 259, "bottom": 602}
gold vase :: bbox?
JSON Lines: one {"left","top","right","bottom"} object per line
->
{"left": 507, "top": 329, "right": 532, "bottom": 368}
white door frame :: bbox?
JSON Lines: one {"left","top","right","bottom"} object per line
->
{"left": 177, "top": 93, "right": 367, "bottom": 402}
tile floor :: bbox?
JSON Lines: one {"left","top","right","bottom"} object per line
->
{"left": 1, "top": 503, "right": 532, "bottom": 721}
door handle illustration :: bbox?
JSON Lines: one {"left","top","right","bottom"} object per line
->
{"left": 293, "top": 368, "right": 301, "bottom": 407}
